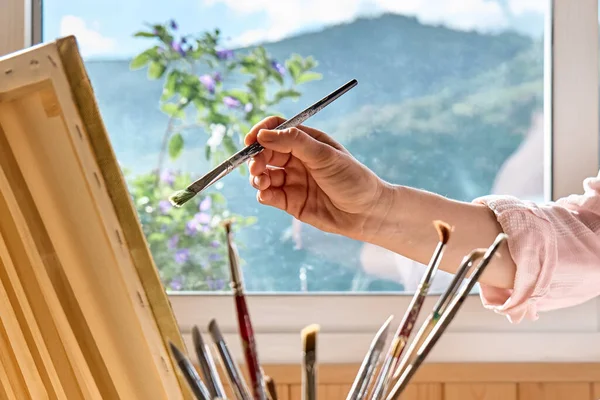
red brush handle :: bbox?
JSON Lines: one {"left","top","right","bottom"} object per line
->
{"left": 235, "top": 294, "right": 265, "bottom": 399}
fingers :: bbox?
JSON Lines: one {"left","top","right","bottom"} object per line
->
{"left": 249, "top": 168, "right": 286, "bottom": 190}
{"left": 245, "top": 116, "right": 347, "bottom": 152}
{"left": 248, "top": 150, "right": 292, "bottom": 176}
{"left": 256, "top": 127, "right": 337, "bottom": 168}
{"left": 244, "top": 116, "right": 286, "bottom": 146}
{"left": 256, "top": 188, "right": 287, "bottom": 211}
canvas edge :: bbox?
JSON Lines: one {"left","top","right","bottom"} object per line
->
{"left": 52, "top": 35, "right": 191, "bottom": 399}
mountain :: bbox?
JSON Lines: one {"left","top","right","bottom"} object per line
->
{"left": 82, "top": 14, "right": 543, "bottom": 292}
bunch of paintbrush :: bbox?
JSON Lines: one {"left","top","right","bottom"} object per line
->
{"left": 167, "top": 221, "right": 506, "bottom": 400}
{"left": 336, "top": 226, "right": 507, "bottom": 400}
{"left": 169, "top": 318, "right": 273, "bottom": 400}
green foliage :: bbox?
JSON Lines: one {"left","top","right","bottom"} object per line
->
{"left": 126, "top": 168, "right": 255, "bottom": 291}
{"left": 127, "top": 19, "right": 321, "bottom": 291}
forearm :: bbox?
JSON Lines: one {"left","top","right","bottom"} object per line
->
{"left": 363, "top": 183, "right": 516, "bottom": 290}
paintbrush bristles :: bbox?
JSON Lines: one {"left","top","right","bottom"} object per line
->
{"left": 433, "top": 220, "right": 452, "bottom": 245}
{"left": 302, "top": 324, "right": 319, "bottom": 354}
{"left": 169, "top": 188, "right": 196, "bottom": 208}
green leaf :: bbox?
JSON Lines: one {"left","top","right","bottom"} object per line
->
{"left": 304, "top": 56, "right": 318, "bottom": 70}
{"left": 222, "top": 135, "right": 237, "bottom": 155}
{"left": 164, "top": 71, "right": 178, "bottom": 96}
{"left": 225, "top": 89, "right": 250, "bottom": 104}
{"left": 271, "top": 71, "right": 284, "bottom": 85}
{"left": 168, "top": 133, "right": 184, "bottom": 160}
{"left": 130, "top": 52, "right": 152, "bottom": 70}
{"left": 205, "top": 145, "right": 212, "bottom": 160}
{"left": 286, "top": 61, "right": 302, "bottom": 83}
{"left": 297, "top": 71, "right": 322, "bottom": 84}
{"left": 160, "top": 103, "right": 185, "bottom": 119}
{"left": 133, "top": 31, "right": 157, "bottom": 38}
{"left": 272, "top": 89, "right": 301, "bottom": 104}
{"left": 147, "top": 61, "right": 166, "bottom": 79}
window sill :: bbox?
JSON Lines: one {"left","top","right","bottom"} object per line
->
{"left": 169, "top": 294, "right": 600, "bottom": 364}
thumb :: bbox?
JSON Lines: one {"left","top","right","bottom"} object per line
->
{"left": 257, "top": 127, "right": 336, "bottom": 167}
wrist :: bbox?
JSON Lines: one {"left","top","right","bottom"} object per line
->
{"left": 358, "top": 181, "right": 405, "bottom": 244}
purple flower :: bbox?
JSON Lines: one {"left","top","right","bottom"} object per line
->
{"left": 170, "top": 276, "right": 184, "bottom": 290}
{"left": 207, "top": 277, "right": 225, "bottom": 290}
{"left": 159, "top": 200, "right": 172, "bottom": 214}
{"left": 244, "top": 103, "right": 253, "bottom": 113}
{"left": 169, "top": 20, "right": 178, "bottom": 30}
{"left": 223, "top": 96, "right": 241, "bottom": 109}
{"left": 271, "top": 60, "right": 285, "bottom": 76}
{"left": 160, "top": 169, "right": 175, "bottom": 186}
{"left": 185, "top": 213, "right": 211, "bottom": 236}
{"left": 199, "top": 74, "right": 216, "bottom": 94}
{"left": 208, "top": 253, "right": 222, "bottom": 262}
{"left": 213, "top": 72, "right": 222, "bottom": 82}
{"left": 174, "top": 248, "right": 190, "bottom": 264}
{"left": 185, "top": 220, "right": 199, "bottom": 236}
{"left": 199, "top": 197, "right": 212, "bottom": 211}
{"left": 171, "top": 41, "right": 186, "bottom": 57}
{"left": 167, "top": 235, "right": 179, "bottom": 250}
{"left": 216, "top": 49, "right": 234, "bottom": 60}
{"left": 210, "top": 240, "right": 220, "bottom": 248}
{"left": 195, "top": 212, "right": 211, "bottom": 225}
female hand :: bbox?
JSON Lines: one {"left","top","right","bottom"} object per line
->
{"left": 245, "top": 116, "right": 392, "bottom": 241}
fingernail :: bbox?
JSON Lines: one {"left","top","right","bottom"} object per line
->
{"left": 253, "top": 176, "right": 260, "bottom": 186}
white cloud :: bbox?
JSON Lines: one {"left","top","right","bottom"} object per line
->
{"left": 206, "top": 0, "right": 512, "bottom": 46}
{"left": 60, "top": 15, "right": 116, "bottom": 57}
{"left": 507, "top": 0, "right": 549, "bottom": 16}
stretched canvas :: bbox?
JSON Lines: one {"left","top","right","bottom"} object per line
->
{"left": 0, "top": 36, "right": 190, "bottom": 399}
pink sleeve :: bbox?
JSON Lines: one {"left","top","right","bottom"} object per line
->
{"left": 473, "top": 170, "right": 600, "bottom": 323}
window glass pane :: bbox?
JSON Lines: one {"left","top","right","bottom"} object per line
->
{"left": 42, "top": 1, "right": 547, "bottom": 294}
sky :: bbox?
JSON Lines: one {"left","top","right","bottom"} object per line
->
{"left": 42, "top": 0, "right": 548, "bottom": 59}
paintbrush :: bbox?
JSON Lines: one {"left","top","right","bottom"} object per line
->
{"left": 369, "top": 221, "right": 451, "bottom": 400}
{"left": 169, "top": 79, "right": 358, "bottom": 207}
{"left": 208, "top": 319, "right": 252, "bottom": 400}
{"left": 346, "top": 315, "right": 393, "bottom": 400}
{"left": 265, "top": 375, "right": 278, "bottom": 400}
{"left": 192, "top": 325, "right": 227, "bottom": 399}
{"left": 301, "top": 324, "right": 319, "bottom": 400}
{"left": 168, "top": 341, "right": 211, "bottom": 400}
{"left": 224, "top": 221, "right": 268, "bottom": 400}
{"left": 385, "top": 233, "right": 508, "bottom": 400}
{"left": 390, "top": 248, "right": 486, "bottom": 382}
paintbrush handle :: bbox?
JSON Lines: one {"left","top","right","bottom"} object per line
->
{"left": 215, "top": 340, "right": 252, "bottom": 400}
{"left": 356, "top": 350, "right": 383, "bottom": 399}
{"left": 175, "top": 357, "right": 212, "bottom": 400}
{"left": 302, "top": 358, "right": 316, "bottom": 400}
{"left": 391, "top": 315, "right": 436, "bottom": 381}
{"left": 193, "top": 336, "right": 226, "bottom": 398}
{"left": 368, "top": 350, "right": 395, "bottom": 400}
{"left": 235, "top": 295, "right": 268, "bottom": 400}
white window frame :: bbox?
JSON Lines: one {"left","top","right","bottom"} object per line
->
{"left": 12, "top": 0, "right": 600, "bottom": 364}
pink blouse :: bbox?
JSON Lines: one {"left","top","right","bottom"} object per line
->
{"left": 474, "top": 170, "right": 600, "bottom": 323}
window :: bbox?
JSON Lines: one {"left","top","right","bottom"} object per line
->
{"left": 41, "top": 1, "right": 548, "bottom": 294}
{"left": 10, "top": 0, "right": 597, "bottom": 363}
